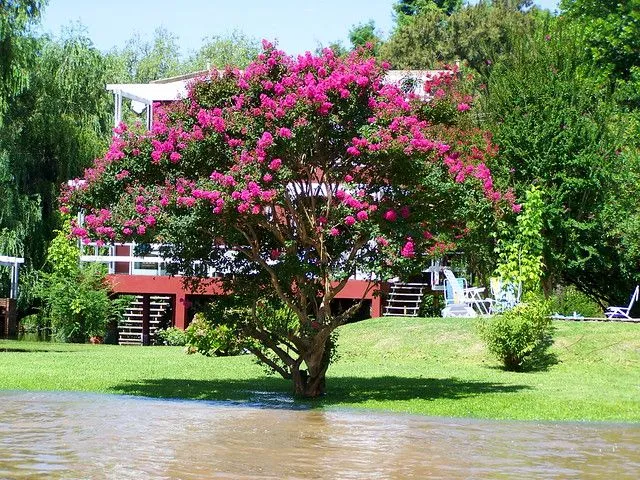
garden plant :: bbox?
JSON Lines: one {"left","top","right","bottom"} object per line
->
{"left": 64, "top": 43, "right": 514, "bottom": 397}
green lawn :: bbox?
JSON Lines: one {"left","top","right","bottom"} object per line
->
{"left": 1, "top": 317, "right": 639, "bottom": 422}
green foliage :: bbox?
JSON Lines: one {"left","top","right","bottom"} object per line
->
{"left": 107, "top": 28, "right": 259, "bottom": 85}
{"left": 155, "top": 326, "right": 187, "bottom": 346}
{"left": 0, "top": 29, "right": 112, "bottom": 275}
{"left": 495, "top": 186, "right": 544, "bottom": 291}
{"left": 185, "top": 312, "right": 247, "bottom": 357}
{"left": 549, "top": 284, "right": 603, "bottom": 318}
{"left": 106, "top": 27, "right": 183, "bottom": 83}
{"left": 34, "top": 221, "right": 128, "bottom": 342}
{"left": 348, "top": 21, "right": 381, "bottom": 54}
{"left": 18, "top": 313, "right": 47, "bottom": 335}
{"left": 601, "top": 150, "right": 640, "bottom": 293}
{"left": 482, "top": 21, "right": 625, "bottom": 300}
{"left": 478, "top": 296, "right": 554, "bottom": 371}
{"left": 393, "top": 0, "right": 463, "bottom": 20}
{"left": 184, "top": 30, "right": 260, "bottom": 70}
{"left": 0, "top": 0, "right": 44, "bottom": 121}
{"left": 383, "top": 2, "right": 541, "bottom": 76}
{"left": 419, "top": 293, "right": 444, "bottom": 317}
{"left": 560, "top": 0, "right": 640, "bottom": 82}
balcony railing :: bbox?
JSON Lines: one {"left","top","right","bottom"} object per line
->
{"left": 79, "top": 242, "right": 380, "bottom": 281}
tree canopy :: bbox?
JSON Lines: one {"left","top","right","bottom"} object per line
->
{"left": 64, "top": 44, "right": 510, "bottom": 395}
{"left": 0, "top": 0, "right": 45, "bottom": 121}
{"left": 382, "top": 1, "right": 541, "bottom": 76}
{"left": 0, "top": 30, "right": 112, "bottom": 266}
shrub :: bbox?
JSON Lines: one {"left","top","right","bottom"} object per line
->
{"left": 155, "top": 326, "right": 187, "bottom": 346}
{"left": 35, "top": 220, "right": 129, "bottom": 343}
{"left": 18, "top": 313, "right": 50, "bottom": 340}
{"left": 478, "top": 296, "right": 554, "bottom": 371}
{"left": 419, "top": 293, "right": 444, "bottom": 317}
{"left": 549, "top": 285, "right": 603, "bottom": 318}
{"left": 185, "top": 312, "right": 246, "bottom": 356}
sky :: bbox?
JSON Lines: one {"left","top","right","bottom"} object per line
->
{"left": 38, "top": 0, "right": 561, "bottom": 57}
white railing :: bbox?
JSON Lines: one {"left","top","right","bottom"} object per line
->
{"left": 79, "top": 243, "right": 383, "bottom": 281}
{"left": 79, "top": 243, "right": 228, "bottom": 277}
{"left": 0, "top": 255, "right": 24, "bottom": 299}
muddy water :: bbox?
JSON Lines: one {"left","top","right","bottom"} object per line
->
{"left": 0, "top": 391, "right": 638, "bottom": 479}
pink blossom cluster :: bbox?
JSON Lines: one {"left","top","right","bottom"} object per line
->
{"left": 400, "top": 239, "right": 415, "bottom": 258}
{"left": 64, "top": 41, "right": 515, "bottom": 266}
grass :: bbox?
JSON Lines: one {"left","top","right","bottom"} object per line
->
{"left": 1, "top": 317, "right": 639, "bottom": 422}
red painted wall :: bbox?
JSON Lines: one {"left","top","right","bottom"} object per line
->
{"left": 106, "top": 274, "right": 386, "bottom": 328}
{"left": 106, "top": 275, "right": 223, "bottom": 329}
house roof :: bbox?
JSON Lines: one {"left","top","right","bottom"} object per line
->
{"left": 106, "top": 81, "right": 191, "bottom": 105}
{"left": 106, "top": 70, "right": 443, "bottom": 105}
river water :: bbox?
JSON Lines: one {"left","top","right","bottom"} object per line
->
{"left": 0, "top": 391, "right": 638, "bottom": 479}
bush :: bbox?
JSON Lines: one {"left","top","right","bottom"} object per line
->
{"left": 34, "top": 221, "right": 129, "bottom": 343}
{"left": 549, "top": 285, "right": 603, "bottom": 318}
{"left": 478, "top": 296, "right": 555, "bottom": 371}
{"left": 185, "top": 312, "right": 246, "bottom": 356}
{"left": 18, "top": 313, "right": 50, "bottom": 340}
{"left": 419, "top": 293, "right": 444, "bottom": 318}
{"left": 155, "top": 326, "right": 187, "bottom": 346}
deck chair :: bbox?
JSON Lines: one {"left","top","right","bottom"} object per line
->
{"left": 441, "top": 269, "right": 490, "bottom": 316}
{"left": 605, "top": 286, "right": 639, "bottom": 319}
{"left": 489, "top": 278, "right": 522, "bottom": 314}
{"left": 444, "top": 276, "right": 467, "bottom": 305}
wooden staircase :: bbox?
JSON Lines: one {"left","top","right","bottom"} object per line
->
{"left": 383, "top": 282, "right": 428, "bottom": 317}
{"left": 119, "top": 295, "right": 173, "bottom": 345}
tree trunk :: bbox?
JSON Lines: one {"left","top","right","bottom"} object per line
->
{"left": 291, "top": 336, "right": 332, "bottom": 398}
{"left": 292, "top": 367, "right": 326, "bottom": 398}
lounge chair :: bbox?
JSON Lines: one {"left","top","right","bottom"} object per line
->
{"left": 441, "top": 268, "right": 491, "bottom": 316}
{"left": 489, "top": 277, "right": 522, "bottom": 314}
{"left": 442, "top": 275, "right": 476, "bottom": 317}
{"left": 605, "top": 286, "right": 639, "bottom": 319}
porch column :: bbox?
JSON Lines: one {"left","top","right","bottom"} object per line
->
{"left": 141, "top": 295, "right": 150, "bottom": 346}
{"left": 175, "top": 297, "right": 188, "bottom": 330}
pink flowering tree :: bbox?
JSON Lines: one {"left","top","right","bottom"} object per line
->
{"left": 63, "top": 43, "right": 512, "bottom": 397}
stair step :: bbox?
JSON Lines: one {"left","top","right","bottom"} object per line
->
{"left": 385, "top": 282, "right": 426, "bottom": 317}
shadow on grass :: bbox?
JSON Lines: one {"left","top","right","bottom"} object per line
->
{"left": 109, "top": 375, "right": 530, "bottom": 407}
{"left": 0, "top": 348, "right": 78, "bottom": 353}
{"left": 521, "top": 351, "right": 560, "bottom": 372}
{"left": 484, "top": 352, "right": 560, "bottom": 373}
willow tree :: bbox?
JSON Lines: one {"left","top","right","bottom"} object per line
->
{"left": 0, "top": 0, "right": 44, "bottom": 121}
{"left": 1, "top": 31, "right": 112, "bottom": 270}
{"left": 64, "top": 44, "right": 511, "bottom": 397}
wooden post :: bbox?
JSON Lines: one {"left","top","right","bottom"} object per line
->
{"left": 0, "top": 298, "right": 17, "bottom": 337}
{"left": 141, "top": 295, "right": 150, "bottom": 346}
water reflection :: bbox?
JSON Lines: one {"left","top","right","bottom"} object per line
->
{"left": 0, "top": 391, "right": 638, "bottom": 479}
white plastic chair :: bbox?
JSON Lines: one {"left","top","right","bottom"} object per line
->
{"left": 605, "top": 286, "right": 639, "bottom": 319}
{"left": 442, "top": 269, "right": 491, "bottom": 315}
{"left": 489, "top": 278, "right": 522, "bottom": 314}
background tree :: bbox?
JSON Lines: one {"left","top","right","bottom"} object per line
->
{"left": 106, "top": 27, "right": 183, "bottom": 84}
{"left": 348, "top": 20, "right": 382, "bottom": 55}
{"left": 0, "top": 29, "right": 112, "bottom": 304}
{"left": 394, "top": 0, "right": 463, "bottom": 20}
{"left": 560, "top": 0, "right": 639, "bottom": 84}
{"left": 65, "top": 45, "right": 509, "bottom": 396}
{"left": 0, "top": 0, "right": 44, "bottom": 120}
{"left": 382, "top": 1, "right": 541, "bottom": 76}
{"left": 480, "top": 22, "right": 625, "bottom": 302}
{"left": 183, "top": 30, "right": 260, "bottom": 71}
